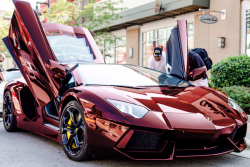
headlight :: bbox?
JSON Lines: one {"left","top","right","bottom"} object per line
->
{"left": 228, "top": 97, "right": 245, "bottom": 114}
{"left": 106, "top": 99, "right": 148, "bottom": 118}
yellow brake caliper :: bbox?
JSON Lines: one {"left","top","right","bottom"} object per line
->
{"left": 67, "top": 118, "right": 76, "bottom": 149}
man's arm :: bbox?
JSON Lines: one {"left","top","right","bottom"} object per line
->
{"left": 162, "top": 53, "right": 168, "bottom": 73}
{"left": 194, "top": 53, "right": 206, "bottom": 69}
{"left": 0, "top": 72, "right": 6, "bottom": 83}
{"left": 189, "top": 53, "right": 207, "bottom": 86}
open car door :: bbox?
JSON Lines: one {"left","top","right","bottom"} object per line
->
{"left": 3, "top": 0, "right": 60, "bottom": 108}
{"left": 166, "top": 20, "right": 189, "bottom": 81}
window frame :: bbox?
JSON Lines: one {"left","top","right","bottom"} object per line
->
{"left": 246, "top": 9, "right": 250, "bottom": 54}
{"left": 141, "top": 23, "right": 194, "bottom": 67}
{"left": 103, "top": 36, "right": 126, "bottom": 64}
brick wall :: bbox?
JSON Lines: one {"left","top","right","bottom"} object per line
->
{"left": 194, "top": 0, "right": 242, "bottom": 64}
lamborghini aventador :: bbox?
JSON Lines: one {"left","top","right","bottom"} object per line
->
{"left": 1, "top": 0, "right": 248, "bottom": 161}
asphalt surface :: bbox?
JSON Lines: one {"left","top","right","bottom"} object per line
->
{"left": 0, "top": 118, "right": 250, "bottom": 167}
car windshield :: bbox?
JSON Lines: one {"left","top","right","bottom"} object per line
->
{"left": 47, "top": 36, "right": 94, "bottom": 63}
{"left": 78, "top": 64, "right": 191, "bottom": 87}
{"left": 3, "top": 71, "right": 22, "bottom": 82}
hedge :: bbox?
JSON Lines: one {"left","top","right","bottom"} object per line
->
{"left": 221, "top": 86, "right": 250, "bottom": 112}
{"left": 210, "top": 54, "right": 250, "bottom": 88}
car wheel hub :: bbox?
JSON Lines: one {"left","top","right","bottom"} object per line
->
{"left": 3, "top": 95, "right": 12, "bottom": 127}
{"left": 61, "top": 107, "right": 84, "bottom": 156}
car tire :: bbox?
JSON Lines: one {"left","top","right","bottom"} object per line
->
{"left": 3, "top": 91, "right": 17, "bottom": 132}
{"left": 60, "top": 100, "right": 92, "bottom": 161}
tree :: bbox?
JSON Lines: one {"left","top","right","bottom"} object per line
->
{"left": 0, "top": 11, "right": 12, "bottom": 57}
{"left": 44, "top": 0, "right": 77, "bottom": 26}
{"left": 45, "top": 0, "right": 127, "bottom": 47}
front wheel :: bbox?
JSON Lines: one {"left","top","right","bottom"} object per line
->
{"left": 3, "top": 91, "right": 17, "bottom": 132}
{"left": 60, "top": 100, "right": 91, "bottom": 161}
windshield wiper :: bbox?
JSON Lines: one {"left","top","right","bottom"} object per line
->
{"left": 66, "top": 63, "right": 79, "bottom": 76}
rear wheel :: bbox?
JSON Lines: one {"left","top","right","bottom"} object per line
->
{"left": 3, "top": 91, "right": 17, "bottom": 132}
{"left": 60, "top": 100, "right": 91, "bottom": 161}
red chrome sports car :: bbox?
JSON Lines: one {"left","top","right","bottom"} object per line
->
{"left": 2, "top": 0, "right": 248, "bottom": 161}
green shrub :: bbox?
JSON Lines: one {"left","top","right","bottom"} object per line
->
{"left": 210, "top": 54, "right": 250, "bottom": 88}
{"left": 221, "top": 86, "right": 250, "bottom": 112}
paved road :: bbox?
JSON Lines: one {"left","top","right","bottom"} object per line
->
{"left": 0, "top": 118, "right": 250, "bottom": 167}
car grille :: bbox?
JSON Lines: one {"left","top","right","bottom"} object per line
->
{"left": 174, "top": 130, "right": 216, "bottom": 149}
{"left": 126, "top": 131, "right": 162, "bottom": 150}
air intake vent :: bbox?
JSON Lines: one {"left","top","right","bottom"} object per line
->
{"left": 126, "top": 131, "right": 162, "bottom": 150}
{"left": 231, "top": 128, "right": 238, "bottom": 140}
{"left": 231, "top": 124, "right": 247, "bottom": 143}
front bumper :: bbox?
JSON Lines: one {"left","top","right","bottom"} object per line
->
{"left": 113, "top": 123, "right": 247, "bottom": 160}
{"left": 85, "top": 116, "right": 247, "bottom": 160}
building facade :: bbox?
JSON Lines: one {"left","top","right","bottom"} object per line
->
{"left": 0, "top": 10, "right": 16, "bottom": 69}
{"left": 40, "top": 0, "right": 250, "bottom": 68}
{"left": 97, "top": 0, "right": 250, "bottom": 67}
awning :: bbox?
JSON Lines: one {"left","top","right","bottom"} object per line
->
{"left": 96, "top": 0, "right": 210, "bottom": 32}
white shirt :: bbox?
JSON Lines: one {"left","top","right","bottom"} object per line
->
{"left": 190, "top": 78, "right": 209, "bottom": 87}
{"left": 148, "top": 53, "right": 167, "bottom": 73}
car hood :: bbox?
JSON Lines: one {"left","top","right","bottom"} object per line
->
{"left": 98, "top": 86, "right": 246, "bottom": 130}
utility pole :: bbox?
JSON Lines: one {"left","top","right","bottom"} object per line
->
{"left": 35, "top": 0, "right": 50, "bottom": 23}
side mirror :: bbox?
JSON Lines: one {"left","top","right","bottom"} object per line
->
{"left": 45, "top": 60, "right": 66, "bottom": 80}
{"left": 189, "top": 67, "right": 206, "bottom": 81}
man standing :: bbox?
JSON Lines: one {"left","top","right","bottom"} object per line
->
{"left": 148, "top": 47, "right": 166, "bottom": 73}
{"left": 188, "top": 51, "right": 208, "bottom": 86}
{"left": 0, "top": 53, "right": 6, "bottom": 83}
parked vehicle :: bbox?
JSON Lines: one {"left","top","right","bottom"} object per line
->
{"left": 6, "top": 67, "right": 19, "bottom": 72}
{"left": 2, "top": 0, "right": 247, "bottom": 161}
{"left": 0, "top": 70, "right": 22, "bottom": 116}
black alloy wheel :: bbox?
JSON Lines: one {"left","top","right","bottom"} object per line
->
{"left": 60, "top": 100, "right": 91, "bottom": 161}
{"left": 3, "top": 91, "right": 17, "bottom": 132}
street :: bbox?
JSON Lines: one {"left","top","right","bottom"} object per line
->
{"left": 0, "top": 118, "right": 249, "bottom": 167}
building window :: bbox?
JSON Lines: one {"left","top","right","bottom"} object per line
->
{"left": 187, "top": 23, "right": 194, "bottom": 50}
{"left": 246, "top": 10, "right": 250, "bottom": 55}
{"left": 142, "top": 30, "right": 156, "bottom": 67}
{"left": 104, "top": 37, "right": 126, "bottom": 64}
{"left": 142, "top": 23, "right": 194, "bottom": 67}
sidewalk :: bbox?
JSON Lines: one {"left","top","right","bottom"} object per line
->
{"left": 246, "top": 115, "right": 250, "bottom": 137}
{"left": 247, "top": 122, "right": 250, "bottom": 139}
{"left": 230, "top": 134, "right": 250, "bottom": 159}
{"left": 245, "top": 115, "right": 250, "bottom": 139}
